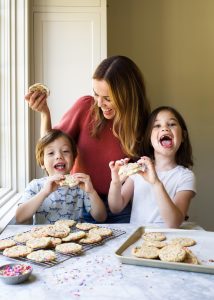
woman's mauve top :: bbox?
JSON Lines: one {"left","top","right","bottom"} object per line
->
{"left": 54, "top": 95, "right": 125, "bottom": 195}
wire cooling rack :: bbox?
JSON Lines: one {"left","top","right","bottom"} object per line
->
{"left": 0, "top": 227, "right": 126, "bottom": 268}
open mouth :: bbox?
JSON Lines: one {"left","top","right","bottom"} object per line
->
{"left": 102, "top": 108, "right": 112, "bottom": 114}
{"left": 54, "top": 163, "right": 66, "bottom": 171}
{"left": 160, "top": 135, "right": 173, "bottom": 148}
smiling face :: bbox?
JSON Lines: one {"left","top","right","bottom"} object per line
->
{"left": 151, "top": 110, "right": 183, "bottom": 159}
{"left": 42, "top": 136, "right": 74, "bottom": 176}
{"left": 93, "top": 79, "right": 115, "bottom": 119}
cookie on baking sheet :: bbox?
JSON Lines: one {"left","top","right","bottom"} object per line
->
{"left": 0, "top": 239, "right": 16, "bottom": 250}
{"left": 143, "top": 240, "right": 167, "bottom": 249}
{"left": 183, "top": 247, "right": 199, "bottom": 265}
{"left": 14, "top": 231, "right": 34, "bottom": 243}
{"left": 26, "top": 237, "right": 52, "bottom": 249}
{"left": 62, "top": 231, "right": 86, "bottom": 242}
{"left": 27, "top": 250, "right": 56, "bottom": 262}
{"left": 132, "top": 245, "right": 159, "bottom": 259}
{"left": 3, "top": 245, "right": 32, "bottom": 258}
{"left": 79, "top": 233, "right": 102, "bottom": 244}
{"left": 76, "top": 223, "right": 98, "bottom": 231}
{"left": 55, "top": 219, "right": 76, "bottom": 228}
{"left": 159, "top": 244, "right": 186, "bottom": 262}
{"left": 142, "top": 232, "right": 166, "bottom": 242}
{"left": 55, "top": 242, "right": 83, "bottom": 254}
{"left": 45, "top": 224, "right": 70, "bottom": 238}
{"left": 89, "top": 227, "right": 113, "bottom": 237}
{"left": 170, "top": 237, "right": 196, "bottom": 247}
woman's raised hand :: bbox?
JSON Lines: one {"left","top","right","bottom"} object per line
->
{"left": 25, "top": 91, "right": 49, "bottom": 113}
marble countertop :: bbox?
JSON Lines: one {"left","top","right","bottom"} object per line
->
{"left": 0, "top": 224, "right": 214, "bottom": 300}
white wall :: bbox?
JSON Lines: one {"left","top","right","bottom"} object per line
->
{"left": 30, "top": 0, "right": 107, "bottom": 178}
{"left": 107, "top": 0, "right": 214, "bottom": 230}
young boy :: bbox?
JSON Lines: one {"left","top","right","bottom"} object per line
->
{"left": 16, "top": 129, "right": 107, "bottom": 224}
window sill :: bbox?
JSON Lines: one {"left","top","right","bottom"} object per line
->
{"left": 0, "top": 193, "right": 21, "bottom": 234}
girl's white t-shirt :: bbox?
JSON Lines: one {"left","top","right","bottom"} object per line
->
{"left": 130, "top": 165, "right": 196, "bottom": 226}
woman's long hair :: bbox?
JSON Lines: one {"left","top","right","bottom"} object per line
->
{"left": 90, "top": 55, "right": 151, "bottom": 158}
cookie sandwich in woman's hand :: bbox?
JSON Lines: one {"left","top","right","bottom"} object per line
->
{"left": 28, "top": 83, "right": 50, "bottom": 96}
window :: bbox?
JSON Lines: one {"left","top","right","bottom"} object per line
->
{"left": 0, "top": 0, "right": 30, "bottom": 231}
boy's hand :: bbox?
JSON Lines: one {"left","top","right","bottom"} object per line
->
{"left": 42, "top": 174, "right": 65, "bottom": 196}
{"left": 73, "top": 173, "right": 95, "bottom": 194}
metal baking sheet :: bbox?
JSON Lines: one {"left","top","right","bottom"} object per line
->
{"left": 115, "top": 227, "right": 214, "bottom": 274}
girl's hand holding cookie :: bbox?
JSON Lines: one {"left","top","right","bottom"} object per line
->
{"left": 109, "top": 158, "right": 130, "bottom": 183}
{"left": 137, "top": 156, "right": 159, "bottom": 185}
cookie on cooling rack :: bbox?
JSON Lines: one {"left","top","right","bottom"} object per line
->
{"left": 27, "top": 249, "right": 56, "bottom": 262}
{"left": 62, "top": 231, "right": 86, "bottom": 242}
{"left": 0, "top": 239, "right": 16, "bottom": 250}
{"left": 76, "top": 223, "right": 98, "bottom": 231}
{"left": 45, "top": 224, "right": 70, "bottom": 238}
{"left": 55, "top": 242, "right": 83, "bottom": 254}
{"left": 89, "top": 227, "right": 113, "bottom": 237}
{"left": 26, "top": 237, "right": 52, "bottom": 249}
{"left": 3, "top": 245, "right": 32, "bottom": 258}
{"left": 31, "top": 226, "right": 51, "bottom": 238}
{"left": 14, "top": 231, "right": 34, "bottom": 243}
{"left": 48, "top": 237, "right": 62, "bottom": 247}
{"left": 55, "top": 219, "right": 76, "bottom": 228}
{"left": 79, "top": 233, "right": 102, "bottom": 244}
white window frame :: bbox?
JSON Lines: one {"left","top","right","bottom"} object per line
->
{"left": 0, "top": 0, "right": 30, "bottom": 232}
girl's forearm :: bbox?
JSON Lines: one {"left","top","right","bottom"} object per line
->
{"left": 108, "top": 182, "right": 124, "bottom": 213}
{"left": 153, "top": 181, "right": 184, "bottom": 228}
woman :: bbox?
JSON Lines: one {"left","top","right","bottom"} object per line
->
{"left": 25, "top": 55, "right": 151, "bottom": 223}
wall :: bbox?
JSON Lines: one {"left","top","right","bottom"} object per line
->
{"left": 107, "top": 0, "right": 214, "bottom": 230}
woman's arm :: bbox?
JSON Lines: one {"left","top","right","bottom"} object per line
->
{"left": 25, "top": 91, "right": 52, "bottom": 136}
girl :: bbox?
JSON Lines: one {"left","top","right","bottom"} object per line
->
{"left": 25, "top": 55, "right": 151, "bottom": 223}
{"left": 108, "top": 106, "right": 196, "bottom": 228}
{"left": 16, "top": 129, "right": 107, "bottom": 224}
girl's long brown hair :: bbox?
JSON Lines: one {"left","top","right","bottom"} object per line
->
{"left": 90, "top": 55, "right": 151, "bottom": 159}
